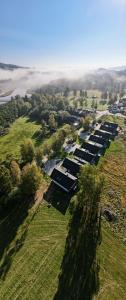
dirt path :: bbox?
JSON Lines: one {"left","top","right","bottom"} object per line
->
{"left": 34, "top": 183, "right": 48, "bottom": 209}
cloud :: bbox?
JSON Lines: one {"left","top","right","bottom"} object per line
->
{"left": 0, "top": 66, "right": 89, "bottom": 93}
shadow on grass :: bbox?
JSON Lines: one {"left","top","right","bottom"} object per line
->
{"left": 54, "top": 201, "right": 101, "bottom": 300}
{"left": 0, "top": 197, "right": 36, "bottom": 281}
{"left": 44, "top": 182, "right": 73, "bottom": 215}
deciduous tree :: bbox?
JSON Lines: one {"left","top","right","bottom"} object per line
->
{"left": 10, "top": 160, "right": 21, "bottom": 186}
{"left": 20, "top": 162, "right": 42, "bottom": 198}
{"left": 0, "top": 165, "right": 12, "bottom": 198}
{"left": 20, "top": 139, "right": 35, "bottom": 163}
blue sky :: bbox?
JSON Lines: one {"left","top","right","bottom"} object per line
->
{"left": 0, "top": 0, "right": 126, "bottom": 68}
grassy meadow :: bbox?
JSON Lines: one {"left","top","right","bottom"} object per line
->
{"left": 0, "top": 117, "right": 41, "bottom": 161}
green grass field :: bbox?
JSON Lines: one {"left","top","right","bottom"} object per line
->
{"left": 0, "top": 117, "right": 41, "bottom": 161}
{"left": 0, "top": 202, "right": 69, "bottom": 300}
{"left": 0, "top": 117, "right": 70, "bottom": 161}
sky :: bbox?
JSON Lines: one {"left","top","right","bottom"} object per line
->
{"left": 0, "top": 0, "right": 126, "bottom": 69}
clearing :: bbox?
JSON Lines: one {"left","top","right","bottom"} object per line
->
{"left": 0, "top": 117, "right": 41, "bottom": 161}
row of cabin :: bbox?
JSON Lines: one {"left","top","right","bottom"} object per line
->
{"left": 51, "top": 121, "right": 118, "bottom": 193}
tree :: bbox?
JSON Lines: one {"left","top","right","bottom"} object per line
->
{"left": 73, "top": 89, "right": 77, "bottom": 97}
{"left": 42, "top": 142, "right": 51, "bottom": 156}
{"left": 54, "top": 165, "right": 103, "bottom": 300}
{"left": 73, "top": 99, "right": 78, "bottom": 109}
{"left": 48, "top": 114, "right": 57, "bottom": 129}
{"left": 41, "top": 121, "right": 48, "bottom": 136}
{"left": 79, "top": 98, "right": 84, "bottom": 108}
{"left": 20, "top": 102, "right": 32, "bottom": 115}
{"left": 84, "top": 98, "right": 88, "bottom": 107}
{"left": 10, "top": 160, "right": 21, "bottom": 186}
{"left": 85, "top": 90, "right": 87, "bottom": 98}
{"left": 80, "top": 117, "right": 84, "bottom": 127}
{"left": 64, "top": 87, "right": 69, "bottom": 97}
{"left": 80, "top": 89, "right": 83, "bottom": 97}
{"left": 108, "top": 91, "right": 112, "bottom": 101}
{"left": 20, "top": 139, "right": 35, "bottom": 163}
{"left": 20, "top": 162, "right": 42, "bottom": 198}
{"left": 0, "top": 165, "right": 12, "bottom": 198}
{"left": 120, "top": 91, "right": 125, "bottom": 98}
{"left": 101, "top": 91, "right": 107, "bottom": 99}
{"left": 94, "top": 101, "right": 98, "bottom": 110}
{"left": 83, "top": 116, "right": 91, "bottom": 131}
{"left": 35, "top": 148, "right": 43, "bottom": 167}
{"left": 91, "top": 99, "right": 95, "bottom": 109}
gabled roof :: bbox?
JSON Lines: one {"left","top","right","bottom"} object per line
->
{"left": 81, "top": 141, "right": 102, "bottom": 155}
{"left": 74, "top": 148, "right": 99, "bottom": 164}
{"left": 100, "top": 124, "right": 117, "bottom": 134}
{"left": 104, "top": 121, "right": 118, "bottom": 129}
{"left": 62, "top": 157, "right": 81, "bottom": 177}
{"left": 51, "top": 167, "right": 77, "bottom": 192}
{"left": 89, "top": 135, "right": 109, "bottom": 146}
{"left": 94, "top": 130, "right": 113, "bottom": 140}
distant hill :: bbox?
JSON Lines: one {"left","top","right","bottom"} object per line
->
{"left": 0, "top": 62, "right": 28, "bottom": 70}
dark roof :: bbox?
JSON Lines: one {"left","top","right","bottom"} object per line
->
{"left": 62, "top": 157, "right": 81, "bottom": 177}
{"left": 81, "top": 141, "right": 102, "bottom": 155}
{"left": 104, "top": 121, "right": 118, "bottom": 129}
{"left": 63, "top": 115, "right": 79, "bottom": 124}
{"left": 100, "top": 124, "right": 117, "bottom": 134}
{"left": 89, "top": 135, "right": 109, "bottom": 146}
{"left": 51, "top": 167, "right": 77, "bottom": 192}
{"left": 74, "top": 148, "right": 99, "bottom": 164}
{"left": 94, "top": 130, "right": 113, "bottom": 140}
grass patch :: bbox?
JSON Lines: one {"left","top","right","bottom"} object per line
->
{"left": 0, "top": 117, "right": 41, "bottom": 161}
{"left": 0, "top": 202, "right": 69, "bottom": 300}
{"left": 99, "top": 136, "right": 126, "bottom": 241}
{"left": 94, "top": 225, "right": 126, "bottom": 300}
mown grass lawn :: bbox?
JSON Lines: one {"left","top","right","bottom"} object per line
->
{"left": 95, "top": 225, "right": 126, "bottom": 300}
{"left": 0, "top": 117, "right": 41, "bottom": 161}
{"left": 0, "top": 202, "right": 69, "bottom": 300}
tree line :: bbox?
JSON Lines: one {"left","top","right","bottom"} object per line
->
{"left": 0, "top": 139, "right": 43, "bottom": 212}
